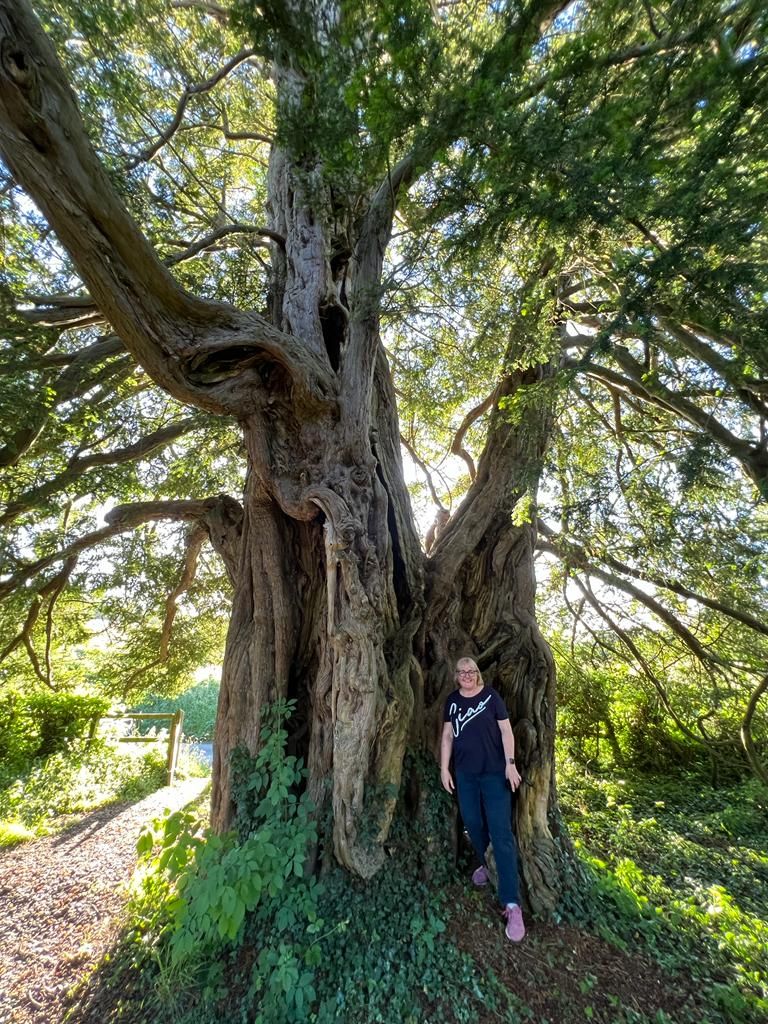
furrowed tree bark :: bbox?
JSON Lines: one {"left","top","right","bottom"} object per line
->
{"left": 210, "top": 48, "right": 425, "bottom": 873}
{"left": 422, "top": 364, "right": 580, "bottom": 916}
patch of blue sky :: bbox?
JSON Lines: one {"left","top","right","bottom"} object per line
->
{"left": 531, "top": 0, "right": 585, "bottom": 61}
{"left": 734, "top": 42, "right": 759, "bottom": 63}
{"left": 551, "top": 1, "right": 585, "bottom": 33}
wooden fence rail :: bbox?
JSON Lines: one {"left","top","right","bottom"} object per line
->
{"left": 99, "top": 710, "right": 185, "bottom": 785}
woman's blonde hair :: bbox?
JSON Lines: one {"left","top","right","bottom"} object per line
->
{"left": 455, "top": 656, "right": 484, "bottom": 687}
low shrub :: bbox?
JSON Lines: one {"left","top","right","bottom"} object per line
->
{"left": 0, "top": 740, "right": 167, "bottom": 837}
{"left": 0, "top": 688, "right": 110, "bottom": 773}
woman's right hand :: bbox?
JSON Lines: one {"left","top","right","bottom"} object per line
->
{"left": 440, "top": 766, "right": 455, "bottom": 793}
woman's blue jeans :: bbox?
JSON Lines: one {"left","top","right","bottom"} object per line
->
{"left": 455, "top": 770, "right": 520, "bottom": 906}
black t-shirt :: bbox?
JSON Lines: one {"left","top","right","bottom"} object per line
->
{"left": 443, "top": 686, "right": 509, "bottom": 775}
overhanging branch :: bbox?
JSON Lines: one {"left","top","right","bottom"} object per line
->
{"left": 399, "top": 433, "right": 446, "bottom": 511}
{"left": 741, "top": 673, "right": 768, "bottom": 786}
{"left": 159, "top": 525, "right": 208, "bottom": 659}
{"left": 1, "top": 416, "right": 205, "bottom": 527}
{"left": 450, "top": 386, "right": 501, "bottom": 482}
{"left": 568, "top": 573, "right": 722, "bottom": 750}
{"left": 566, "top": 353, "right": 768, "bottom": 492}
{"left": 165, "top": 223, "right": 285, "bottom": 265}
{"left": 0, "top": 594, "right": 41, "bottom": 664}
{"left": 538, "top": 520, "right": 768, "bottom": 640}
{"left": 0, "top": 344, "right": 132, "bottom": 468}
{"left": 0, "top": 555, "right": 77, "bottom": 688}
{"left": 0, "top": 496, "right": 243, "bottom": 600}
{"left": 656, "top": 316, "right": 768, "bottom": 418}
{"left": 43, "top": 554, "right": 76, "bottom": 688}
{"left": 538, "top": 538, "right": 729, "bottom": 669}
{"left": 113, "top": 522, "right": 212, "bottom": 691}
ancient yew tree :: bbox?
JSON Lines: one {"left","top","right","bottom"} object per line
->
{"left": 2, "top": 0, "right": 767, "bottom": 913}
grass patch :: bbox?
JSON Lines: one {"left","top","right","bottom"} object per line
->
{"left": 0, "top": 819, "right": 36, "bottom": 847}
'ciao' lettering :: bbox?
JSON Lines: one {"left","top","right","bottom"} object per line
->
{"left": 449, "top": 693, "right": 493, "bottom": 738}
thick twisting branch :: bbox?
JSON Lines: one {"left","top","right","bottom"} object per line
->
{"left": 0, "top": 2, "right": 212, "bottom": 371}
{"left": 0, "top": 1, "right": 336, "bottom": 417}
{"left": 0, "top": 497, "right": 243, "bottom": 601}
{"left": 450, "top": 386, "right": 501, "bottom": 483}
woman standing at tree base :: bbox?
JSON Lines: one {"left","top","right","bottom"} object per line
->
{"left": 441, "top": 657, "right": 525, "bottom": 942}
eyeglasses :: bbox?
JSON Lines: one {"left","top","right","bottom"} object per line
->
{"left": 457, "top": 670, "right": 477, "bottom": 677}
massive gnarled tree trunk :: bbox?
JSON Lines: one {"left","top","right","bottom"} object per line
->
{"left": 0, "top": 0, "right": 577, "bottom": 909}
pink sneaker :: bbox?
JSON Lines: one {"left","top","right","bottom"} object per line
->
{"left": 504, "top": 903, "right": 525, "bottom": 942}
{"left": 471, "top": 865, "right": 490, "bottom": 886}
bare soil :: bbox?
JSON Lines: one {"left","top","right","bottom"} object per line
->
{"left": 448, "top": 884, "right": 710, "bottom": 1024}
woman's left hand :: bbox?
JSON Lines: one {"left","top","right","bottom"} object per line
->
{"left": 506, "top": 763, "right": 522, "bottom": 791}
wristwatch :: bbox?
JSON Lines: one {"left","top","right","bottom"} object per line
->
{"left": 508, "top": 758, "right": 515, "bottom": 765}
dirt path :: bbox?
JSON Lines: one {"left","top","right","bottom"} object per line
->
{"left": 0, "top": 779, "right": 208, "bottom": 1024}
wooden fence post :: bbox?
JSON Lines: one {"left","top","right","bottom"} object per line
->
{"left": 166, "top": 709, "right": 184, "bottom": 786}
